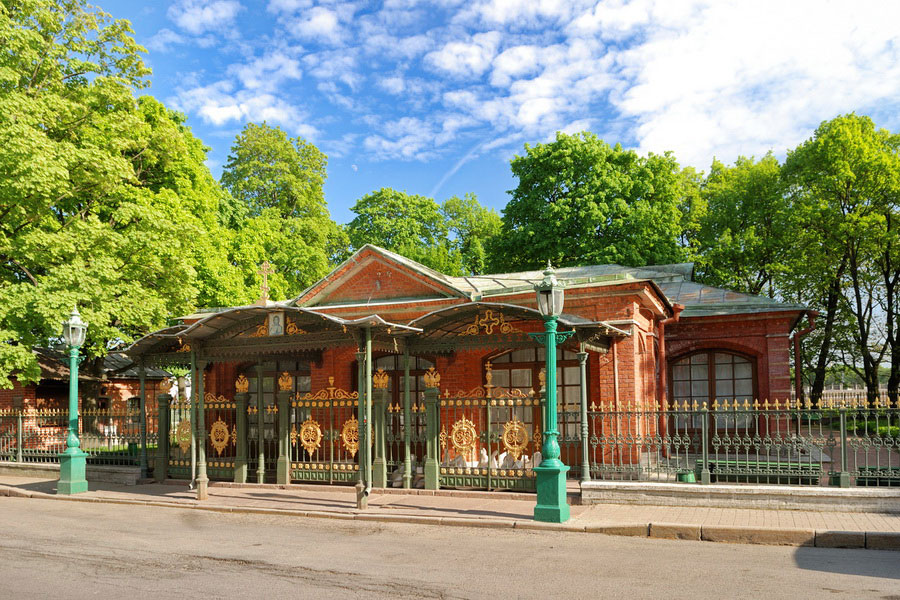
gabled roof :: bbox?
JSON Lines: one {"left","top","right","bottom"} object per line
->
{"left": 291, "top": 244, "right": 472, "bottom": 307}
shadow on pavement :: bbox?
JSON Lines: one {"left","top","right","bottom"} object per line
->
{"left": 794, "top": 547, "right": 900, "bottom": 579}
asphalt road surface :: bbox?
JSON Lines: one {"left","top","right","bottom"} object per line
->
{"left": 0, "top": 497, "right": 897, "bottom": 599}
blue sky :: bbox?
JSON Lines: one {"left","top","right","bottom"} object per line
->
{"left": 102, "top": 0, "right": 900, "bottom": 224}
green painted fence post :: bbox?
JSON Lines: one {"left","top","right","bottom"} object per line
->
{"left": 834, "top": 403, "right": 851, "bottom": 487}
{"left": 423, "top": 386, "right": 440, "bottom": 490}
{"left": 16, "top": 411, "right": 23, "bottom": 463}
{"left": 372, "top": 387, "right": 388, "bottom": 488}
{"left": 234, "top": 392, "right": 249, "bottom": 483}
{"left": 699, "top": 402, "right": 711, "bottom": 484}
{"left": 155, "top": 392, "right": 171, "bottom": 482}
{"left": 275, "top": 388, "right": 291, "bottom": 485}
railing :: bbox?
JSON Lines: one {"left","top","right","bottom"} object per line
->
{"left": 0, "top": 407, "right": 156, "bottom": 467}
{"left": 585, "top": 398, "right": 900, "bottom": 487}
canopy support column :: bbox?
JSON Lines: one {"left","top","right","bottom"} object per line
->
{"left": 402, "top": 345, "right": 412, "bottom": 489}
{"left": 195, "top": 358, "right": 209, "bottom": 501}
{"left": 578, "top": 348, "right": 590, "bottom": 483}
{"left": 255, "top": 364, "right": 265, "bottom": 484}
{"left": 138, "top": 362, "right": 149, "bottom": 480}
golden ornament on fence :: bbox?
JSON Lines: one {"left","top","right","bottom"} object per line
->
{"left": 501, "top": 417, "right": 529, "bottom": 460}
{"left": 423, "top": 367, "right": 440, "bottom": 389}
{"left": 372, "top": 368, "right": 389, "bottom": 389}
{"left": 450, "top": 415, "right": 478, "bottom": 459}
{"left": 533, "top": 429, "right": 542, "bottom": 451}
{"left": 298, "top": 418, "right": 323, "bottom": 454}
{"left": 209, "top": 419, "right": 230, "bottom": 456}
{"left": 341, "top": 416, "right": 360, "bottom": 458}
{"left": 235, "top": 374, "right": 249, "bottom": 393}
{"left": 278, "top": 371, "right": 293, "bottom": 392}
{"left": 175, "top": 420, "right": 192, "bottom": 453}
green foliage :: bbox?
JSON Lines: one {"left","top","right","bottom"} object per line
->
{"left": 491, "top": 132, "right": 693, "bottom": 271}
{"left": 690, "top": 153, "right": 788, "bottom": 296}
{"left": 221, "top": 122, "right": 327, "bottom": 220}
{"left": 0, "top": 0, "right": 249, "bottom": 387}
{"left": 220, "top": 122, "right": 339, "bottom": 299}
{"left": 346, "top": 188, "right": 499, "bottom": 276}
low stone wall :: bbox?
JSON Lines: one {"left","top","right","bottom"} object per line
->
{"left": 0, "top": 461, "right": 141, "bottom": 485}
{"left": 581, "top": 481, "right": 900, "bottom": 513}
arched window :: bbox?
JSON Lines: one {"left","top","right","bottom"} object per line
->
{"left": 670, "top": 350, "right": 756, "bottom": 428}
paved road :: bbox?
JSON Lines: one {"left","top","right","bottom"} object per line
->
{"left": 0, "top": 497, "right": 897, "bottom": 599}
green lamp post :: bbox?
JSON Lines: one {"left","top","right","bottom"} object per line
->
{"left": 529, "top": 263, "right": 574, "bottom": 523}
{"left": 58, "top": 306, "right": 89, "bottom": 495}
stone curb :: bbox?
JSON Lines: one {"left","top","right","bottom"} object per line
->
{"left": 2, "top": 484, "right": 897, "bottom": 551}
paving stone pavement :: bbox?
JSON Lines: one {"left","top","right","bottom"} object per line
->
{"left": 1, "top": 475, "right": 899, "bottom": 549}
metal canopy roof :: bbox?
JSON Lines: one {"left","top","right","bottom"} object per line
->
{"left": 125, "top": 306, "right": 421, "bottom": 359}
{"left": 407, "top": 302, "right": 629, "bottom": 341}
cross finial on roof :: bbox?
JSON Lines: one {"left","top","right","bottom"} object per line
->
{"left": 257, "top": 261, "right": 275, "bottom": 305}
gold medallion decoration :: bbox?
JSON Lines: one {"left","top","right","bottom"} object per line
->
{"left": 175, "top": 420, "right": 192, "bottom": 453}
{"left": 209, "top": 419, "right": 230, "bottom": 456}
{"left": 298, "top": 418, "right": 323, "bottom": 454}
{"left": 450, "top": 416, "right": 478, "bottom": 459}
{"left": 278, "top": 371, "right": 293, "bottom": 392}
{"left": 423, "top": 367, "right": 440, "bottom": 389}
{"left": 372, "top": 368, "right": 389, "bottom": 389}
{"left": 235, "top": 374, "right": 249, "bottom": 393}
{"left": 501, "top": 417, "right": 529, "bottom": 460}
{"left": 341, "top": 416, "right": 360, "bottom": 458}
{"left": 460, "top": 310, "right": 521, "bottom": 336}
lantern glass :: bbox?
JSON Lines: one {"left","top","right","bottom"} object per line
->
{"left": 534, "top": 263, "right": 565, "bottom": 317}
{"left": 63, "top": 307, "right": 87, "bottom": 348}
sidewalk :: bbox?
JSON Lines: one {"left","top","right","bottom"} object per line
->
{"left": 2, "top": 475, "right": 899, "bottom": 550}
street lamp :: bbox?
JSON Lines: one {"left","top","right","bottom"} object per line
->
{"left": 528, "top": 262, "right": 574, "bottom": 523}
{"left": 58, "top": 306, "right": 88, "bottom": 495}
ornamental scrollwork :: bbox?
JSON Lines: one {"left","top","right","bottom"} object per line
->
{"left": 299, "top": 377, "right": 359, "bottom": 401}
{"left": 459, "top": 310, "right": 520, "bottom": 336}
{"left": 501, "top": 417, "right": 529, "bottom": 460}
{"left": 209, "top": 419, "right": 230, "bottom": 456}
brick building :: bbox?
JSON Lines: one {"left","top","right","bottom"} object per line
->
{"left": 127, "top": 245, "right": 810, "bottom": 491}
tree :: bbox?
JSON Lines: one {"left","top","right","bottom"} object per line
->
{"left": 220, "top": 122, "right": 340, "bottom": 299}
{"left": 346, "top": 188, "right": 462, "bottom": 274}
{"left": 220, "top": 122, "right": 327, "bottom": 220}
{"left": 783, "top": 114, "right": 900, "bottom": 402}
{"left": 442, "top": 193, "right": 501, "bottom": 275}
{"left": 690, "top": 154, "right": 789, "bottom": 296}
{"left": 490, "top": 132, "right": 693, "bottom": 271}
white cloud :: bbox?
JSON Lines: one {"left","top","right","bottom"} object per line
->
{"left": 425, "top": 32, "right": 501, "bottom": 78}
{"left": 456, "top": 0, "right": 589, "bottom": 27}
{"left": 145, "top": 28, "right": 185, "bottom": 52}
{"left": 378, "top": 75, "right": 405, "bottom": 95}
{"left": 597, "top": 0, "right": 900, "bottom": 167}
{"left": 171, "top": 81, "right": 319, "bottom": 139}
{"left": 490, "top": 45, "right": 540, "bottom": 87}
{"left": 167, "top": 0, "right": 244, "bottom": 35}
{"left": 266, "top": 0, "right": 312, "bottom": 13}
{"left": 291, "top": 6, "right": 344, "bottom": 44}
{"left": 228, "top": 52, "right": 303, "bottom": 91}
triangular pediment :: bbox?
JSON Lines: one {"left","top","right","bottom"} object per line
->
{"left": 293, "top": 245, "right": 469, "bottom": 307}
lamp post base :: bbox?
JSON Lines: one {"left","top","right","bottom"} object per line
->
{"left": 58, "top": 449, "right": 89, "bottom": 495}
{"left": 533, "top": 460, "right": 570, "bottom": 523}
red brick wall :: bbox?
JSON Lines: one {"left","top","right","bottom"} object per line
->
{"left": 665, "top": 313, "right": 795, "bottom": 402}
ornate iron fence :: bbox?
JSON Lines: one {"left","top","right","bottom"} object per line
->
{"left": 289, "top": 378, "right": 360, "bottom": 483}
{"left": 586, "top": 398, "right": 900, "bottom": 486}
{"left": 0, "top": 407, "right": 152, "bottom": 467}
{"left": 437, "top": 369, "right": 542, "bottom": 491}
